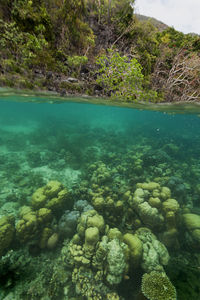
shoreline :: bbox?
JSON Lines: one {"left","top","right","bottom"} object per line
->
{"left": 1, "top": 86, "right": 200, "bottom": 115}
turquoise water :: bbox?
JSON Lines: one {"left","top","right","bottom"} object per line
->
{"left": 0, "top": 95, "right": 200, "bottom": 300}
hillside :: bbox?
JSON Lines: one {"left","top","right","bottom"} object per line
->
{"left": 0, "top": 0, "right": 199, "bottom": 102}
{"left": 135, "top": 14, "right": 169, "bottom": 31}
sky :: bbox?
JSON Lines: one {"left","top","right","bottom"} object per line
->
{"left": 134, "top": 0, "right": 200, "bottom": 35}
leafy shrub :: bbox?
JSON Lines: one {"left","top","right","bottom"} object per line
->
{"left": 0, "top": 19, "right": 52, "bottom": 70}
{"left": 96, "top": 49, "right": 158, "bottom": 102}
{"left": 67, "top": 55, "right": 88, "bottom": 75}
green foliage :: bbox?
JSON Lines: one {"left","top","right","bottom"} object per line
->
{"left": 86, "top": 0, "right": 134, "bottom": 26}
{"left": 0, "top": 0, "right": 199, "bottom": 102}
{"left": 125, "top": 18, "right": 160, "bottom": 76}
{"left": 12, "top": 0, "right": 53, "bottom": 41}
{"left": 0, "top": 19, "right": 51, "bottom": 70}
{"left": 52, "top": 0, "right": 95, "bottom": 54}
{"left": 96, "top": 49, "right": 158, "bottom": 102}
{"left": 191, "top": 36, "right": 200, "bottom": 51}
{"left": 67, "top": 55, "right": 88, "bottom": 75}
{"left": 157, "top": 27, "right": 197, "bottom": 51}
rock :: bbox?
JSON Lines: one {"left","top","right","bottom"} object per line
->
{"left": 67, "top": 77, "right": 78, "bottom": 83}
{"left": 46, "top": 71, "right": 53, "bottom": 79}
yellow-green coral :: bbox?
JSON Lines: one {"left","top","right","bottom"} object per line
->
{"left": 162, "top": 199, "right": 179, "bottom": 213}
{"left": 123, "top": 233, "right": 143, "bottom": 266}
{"left": 141, "top": 271, "right": 176, "bottom": 300}
{"left": 31, "top": 181, "right": 69, "bottom": 212}
{"left": 47, "top": 232, "right": 59, "bottom": 249}
{"left": 44, "top": 180, "right": 62, "bottom": 198}
{"left": 77, "top": 210, "right": 105, "bottom": 238}
{"left": 128, "top": 183, "right": 180, "bottom": 241}
{"left": 84, "top": 227, "right": 100, "bottom": 256}
{"left": 92, "top": 196, "right": 105, "bottom": 210}
{"left": 39, "top": 227, "right": 52, "bottom": 249}
{"left": 0, "top": 215, "right": 15, "bottom": 257}
{"left": 182, "top": 213, "right": 200, "bottom": 230}
{"left": 131, "top": 187, "right": 164, "bottom": 228}
{"left": 107, "top": 228, "right": 122, "bottom": 241}
{"left": 137, "top": 182, "right": 160, "bottom": 191}
{"left": 16, "top": 205, "right": 53, "bottom": 244}
{"left": 182, "top": 213, "right": 200, "bottom": 246}
{"left": 87, "top": 214, "right": 105, "bottom": 233}
{"left": 90, "top": 162, "right": 112, "bottom": 184}
{"left": 148, "top": 197, "right": 162, "bottom": 208}
{"left": 106, "top": 292, "right": 120, "bottom": 300}
{"left": 31, "top": 187, "right": 47, "bottom": 209}
{"left": 16, "top": 206, "right": 38, "bottom": 243}
{"left": 64, "top": 209, "right": 128, "bottom": 299}
{"left": 160, "top": 187, "right": 171, "bottom": 200}
{"left": 37, "top": 207, "right": 52, "bottom": 224}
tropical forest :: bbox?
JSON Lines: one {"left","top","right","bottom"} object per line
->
{"left": 0, "top": 0, "right": 200, "bottom": 102}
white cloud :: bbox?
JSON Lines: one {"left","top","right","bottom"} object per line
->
{"left": 134, "top": 0, "right": 200, "bottom": 34}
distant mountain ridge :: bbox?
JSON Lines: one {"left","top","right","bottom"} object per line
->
{"left": 135, "top": 14, "right": 200, "bottom": 36}
{"left": 135, "top": 14, "right": 169, "bottom": 31}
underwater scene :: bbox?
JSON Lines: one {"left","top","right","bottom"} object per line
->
{"left": 0, "top": 94, "right": 200, "bottom": 300}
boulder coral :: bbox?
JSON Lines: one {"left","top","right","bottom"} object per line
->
{"left": 130, "top": 185, "right": 164, "bottom": 229}
{"left": 106, "top": 238, "right": 128, "bottom": 285}
{"left": 161, "top": 198, "right": 180, "bottom": 248}
{"left": 31, "top": 180, "right": 69, "bottom": 212}
{"left": 90, "top": 162, "right": 112, "bottom": 185}
{"left": 62, "top": 209, "right": 129, "bottom": 299}
{"left": 123, "top": 233, "right": 143, "bottom": 266}
{"left": 0, "top": 215, "right": 15, "bottom": 257}
{"left": 16, "top": 206, "right": 38, "bottom": 243}
{"left": 128, "top": 182, "right": 180, "bottom": 242}
{"left": 77, "top": 209, "right": 105, "bottom": 239}
{"left": 182, "top": 213, "right": 200, "bottom": 247}
{"left": 136, "top": 227, "right": 169, "bottom": 273}
{"left": 16, "top": 205, "right": 52, "bottom": 243}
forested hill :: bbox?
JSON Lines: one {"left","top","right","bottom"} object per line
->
{"left": 0, "top": 0, "right": 200, "bottom": 103}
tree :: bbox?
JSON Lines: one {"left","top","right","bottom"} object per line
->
{"left": 96, "top": 48, "right": 158, "bottom": 102}
{"left": 85, "top": 0, "right": 134, "bottom": 25}
{"left": 152, "top": 49, "right": 200, "bottom": 102}
{"left": 164, "top": 50, "right": 200, "bottom": 101}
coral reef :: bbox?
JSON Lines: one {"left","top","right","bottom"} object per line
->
{"left": 136, "top": 227, "right": 169, "bottom": 273}
{"left": 61, "top": 209, "right": 129, "bottom": 299}
{"left": 123, "top": 233, "right": 143, "bottom": 266}
{"left": 0, "top": 216, "right": 15, "bottom": 257}
{"left": 31, "top": 180, "right": 70, "bottom": 212}
{"left": 16, "top": 205, "right": 52, "bottom": 244}
{"left": 141, "top": 271, "right": 176, "bottom": 300}
{"left": 126, "top": 183, "right": 180, "bottom": 248}
{"left": 0, "top": 100, "right": 200, "bottom": 300}
{"left": 182, "top": 213, "right": 200, "bottom": 248}
{"left": 128, "top": 183, "right": 179, "bottom": 233}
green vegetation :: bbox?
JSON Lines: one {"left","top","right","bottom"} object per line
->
{"left": 96, "top": 49, "right": 158, "bottom": 102}
{"left": 0, "top": 0, "right": 199, "bottom": 102}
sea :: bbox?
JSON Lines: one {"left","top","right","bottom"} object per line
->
{"left": 0, "top": 90, "right": 199, "bottom": 300}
